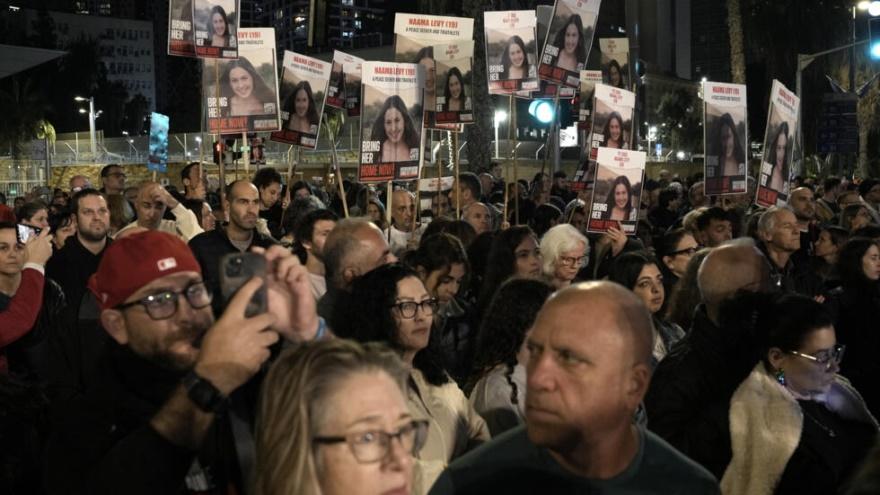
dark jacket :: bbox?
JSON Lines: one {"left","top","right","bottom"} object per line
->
{"left": 757, "top": 241, "right": 823, "bottom": 297}
{"left": 45, "top": 342, "right": 244, "bottom": 495}
{"left": 644, "top": 304, "right": 760, "bottom": 479}
{"left": 6, "top": 278, "right": 66, "bottom": 383}
{"left": 45, "top": 235, "right": 110, "bottom": 314}
{"left": 188, "top": 226, "right": 276, "bottom": 315}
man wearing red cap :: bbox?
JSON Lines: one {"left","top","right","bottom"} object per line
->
{"left": 45, "top": 230, "right": 321, "bottom": 494}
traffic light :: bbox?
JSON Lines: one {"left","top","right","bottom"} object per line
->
{"left": 213, "top": 141, "right": 224, "bottom": 164}
{"left": 871, "top": 17, "right": 880, "bottom": 59}
{"left": 528, "top": 100, "right": 556, "bottom": 125}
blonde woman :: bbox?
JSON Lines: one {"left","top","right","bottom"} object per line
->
{"left": 254, "top": 339, "right": 427, "bottom": 495}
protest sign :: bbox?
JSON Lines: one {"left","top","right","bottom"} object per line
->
{"left": 168, "top": 0, "right": 196, "bottom": 57}
{"left": 270, "top": 51, "right": 330, "bottom": 148}
{"left": 587, "top": 147, "right": 645, "bottom": 235}
{"left": 193, "top": 0, "right": 239, "bottom": 58}
{"left": 756, "top": 80, "right": 799, "bottom": 207}
{"left": 537, "top": 0, "right": 601, "bottom": 89}
{"left": 148, "top": 112, "right": 170, "bottom": 173}
{"left": 485, "top": 11, "right": 539, "bottom": 95}
{"left": 599, "top": 38, "right": 629, "bottom": 90}
{"left": 326, "top": 50, "right": 364, "bottom": 117}
{"left": 433, "top": 40, "right": 475, "bottom": 125}
{"left": 703, "top": 81, "right": 748, "bottom": 195}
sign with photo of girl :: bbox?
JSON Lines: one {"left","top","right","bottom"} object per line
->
{"left": 599, "top": 38, "right": 629, "bottom": 90}
{"left": 756, "top": 80, "right": 800, "bottom": 207}
{"left": 485, "top": 10, "right": 539, "bottom": 95}
{"left": 537, "top": 0, "right": 601, "bottom": 89}
{"left": 270, "top": 51, "right": 330, "bottom": 149}
{"left": 168, "top": 0, "right": 196, "bottom": 57}
{"left": 326, "top": 50, "right": 364, "bottom": 118}
{"left": 588, "top": 147, "right": 646, "bottom": 235}
{"left": 433, "top": 40, "right": 474, "bottom": 126}
{"left": 358, "top": 62, "right": 425, "bottom": 183}
{"left": 202, "top": 28, "right": 279, "bottom": 134}
{"left": 394, "top": 14, "right": 474, "bottom": 129}
{"left": 703, "top": 81, "right": 748, "bottom": 196}
{"left": 192, "top": 0, "right": 238, "bottom": 58}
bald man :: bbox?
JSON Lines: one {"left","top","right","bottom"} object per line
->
{"left": 115, "top": 182, "right": 203, "bottom": 241}
{"left": 645, "top": 243, "right": 770, "bottom": 479}
{"left": 384, "top": 189, "right": 426, "bottom": 255}
{"left": 430, "top": 282, "right": 719, "bottom": 494}
{"left": 319, "top": 218, "right": 397, "bottom": 324}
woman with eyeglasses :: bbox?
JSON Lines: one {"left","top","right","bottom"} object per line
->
{"left": 254, "top": 339, "right": 426, "bottom": 495}
{"left": 657, "top": 228, "right": 700, "bottom": 297}
{"left": 539, "top": 224, "right": 589, "bottom": 290}
{"left": 609, "top": 250, "right": 685, "bottom": 365}
{"left": 335, "top": 264, "right": 490, "bottom": 494}
{"left": 827, "top": 237, "right": 880, "bottom": 417}
{"left": 721, "top": 294, "right": 876, "bottom": 495}
{"left": 405, "top": 233, "right": 473, "bottom": 387}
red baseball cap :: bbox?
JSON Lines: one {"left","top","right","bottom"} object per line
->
{"left": 0, "top": 204, "right": 15, "bottom": 223}
{"left": 88, "top": 230, "right": 202, "bottom": 310}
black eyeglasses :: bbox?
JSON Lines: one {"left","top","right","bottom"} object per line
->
{"left": 558, "top": 255, "right": 587, "bottom": 267}
{"left": 390, "top": 298, "right": 438, "bottom": 319}
{"left": 670, "top": 246, "right": 700, "bottom": 256}
{"left": 314, "top": 419, "right": 429, "bottom": 464}
{"left": 788, "top": 344, "right": 846, "bottom": 371}
{"left": 116, "top": 281, "right": 213, "bottom": 320}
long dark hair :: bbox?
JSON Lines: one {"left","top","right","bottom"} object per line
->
{"left": 717, "top": 112, "right": 746, "bottom": 164}
{"left": 468, "top": 278, "right": 553, "bottom": 398}
{"left": 601, "top": 174, "right": 633, "bottom": 220}
{"left": 606, "top": 58, "right": 624, "bottom": 88}
{"left": 282, "top": 80, "right": 319, "bottom": 127}
{"left": 765, "top": 121, "right": 789, "bottom": 179}
{"left": 601, "top": 111, "right": 625, "bottom": 148}
{"left": 404, "top": 233, "right": 470, "bottom": 294}
{"left": 501, "top": 35, "right": 530, "bottom": 79}
{"left": 551, "top": 14, "right": 586, "bottom": 66}
{"left": 220, "top": 56, "right": 275, "bottom": 109}
{"left": 479, "top": 226, "right": 537, "bottom": 312}
{"left": 608, "top": 250, "right": 660, "bottom": 292}
{"left": 335, "top": 264, "right": 450, "bottom": 386}
{"left": 838, "top": 237, "right": 880, "bottom": 290}
{"left": 208, "top": 5, "right": 231, "bottom": 45}
{"left": 443, "top": 66, "right": 466, "bottom": 111}
{"left": 369, "top": 95, "right": 420, "bottom": 162}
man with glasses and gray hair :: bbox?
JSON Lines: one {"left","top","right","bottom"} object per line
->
{"left": 45, "top": 230, "right": 323, "bottom": 494}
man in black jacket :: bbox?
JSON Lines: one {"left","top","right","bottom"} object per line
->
{"left": 189, "top": 180, "right": 276, "bottom": 314}
{"left": 755, "top": 205, "right": 822, "bottom": 296}
{"left": 644, "top": 242, "right": 770, "bottom": 479}
{"left": 45, "top": 230, "right": 321, "bottom": 495}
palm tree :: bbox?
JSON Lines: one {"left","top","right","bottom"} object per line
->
{"left": 0, "top": 77, "right": 51, "bottom": 158}
{"left": 727, "top": 0, "right": 746, "bottom": 84}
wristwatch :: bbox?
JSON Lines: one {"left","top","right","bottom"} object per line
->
{"left": 182, "top": 370, "right": 227, "bottom": 413}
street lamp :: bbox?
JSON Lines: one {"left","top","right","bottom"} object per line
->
{"left": 493, "top": 110, "right": 508, "bottom": 159}
{"left": 74, "top": 95, "right": 96, "bottom": 156}
{"left": 647, "top": 125, "right": 658, "bottom": 157}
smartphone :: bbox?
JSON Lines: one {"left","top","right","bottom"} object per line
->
{"left": 219, "top": 252, "right": 267, "bottom": 318}
{"left": 16, "top": 224, "right": 41, "bottom": 244}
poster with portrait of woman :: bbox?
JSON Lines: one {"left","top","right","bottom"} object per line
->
{"left": 358, "top": 62, "right": 425, "bottom": 183}
{"left": 168, "top": 0, "right": 196, "bottom": 57}
{"left": 578, "top": 70, "right": 603, "bottom": 129}
{"left": 588, "top": 83, "right": 635, "bottom": 160}
{"left": 599, "top": 38, "right": 629, "bottom": 90}
{"left": 538, "top": 0, "right": 601, "bottom": 89}
{"left": 269, "top": 51, "right": 330, "bottom": 148}
{"left": 203, "top": 28, "right": 279, "bottom": 134}
{"left": 433, "top": 40, "right": 474, "bottom": 126}
{"left": 326, "top": 51, "right": 364, "bottom": 118}
{"left": 703, "top": 81, "right": 748, "bottom": 196}
{"left": 485, "top": 11, "right": 539, "bottom": 95}
{"left": 519, "top": 5, "right": 575, "bottom": 99}
{"left": 192, "top": 0, "right": 239, "bottom": 58}
{"left": 394, "top": 14, "right": 473, "bottom": 129}
{"left": 756, "top": 80, "right": 799, "bottom": 207}
{"left": 587, "top": 147, "right": 645, "bottom": 235}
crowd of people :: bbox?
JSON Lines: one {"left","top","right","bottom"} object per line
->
{"left": 3, "top": 161, "right": 880, "bottom": 494}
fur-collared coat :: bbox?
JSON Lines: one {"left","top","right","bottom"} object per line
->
{"left": 721, "top": 363, "right": 877, "bottom": 495}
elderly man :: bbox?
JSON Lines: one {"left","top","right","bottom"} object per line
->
{"left": 756, "top": 205, "right": 821, "bottom": 295}
{"left": 384, "top": 189, "right": 426, "bottom": 255}
{"left": 645, "top": 243, "right": 770, "bottom": 478}
{"left": 430, "top": 282, "right": 719, "bottom": 494}
{"left": 68, "top": 175, "right": 91, "bottom": 193}
{"left": 319, "top": 218, "right": 397, "bottom": 325}
{"left": 45, "top": 230, "right": 320, "bottom": 494}
{"left": 462, "top": 202, "right": 492, "bottom": 235}
{"left": 116, "top": 182, "right": 203, "bottom": 241}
